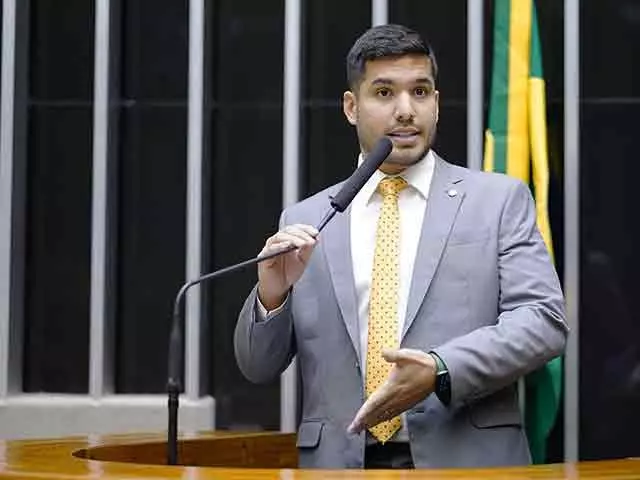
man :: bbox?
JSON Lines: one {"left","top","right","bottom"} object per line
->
{"left": 234, "top": 24, "right": 567, "bottom": 469}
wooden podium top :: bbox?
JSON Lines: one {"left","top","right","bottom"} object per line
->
{"left": 0, "top": 431, "right": 638, "bottom": 479}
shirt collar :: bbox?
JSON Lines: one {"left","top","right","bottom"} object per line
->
{"left": 356, "top": 149, "right": 436, "bottom": 205}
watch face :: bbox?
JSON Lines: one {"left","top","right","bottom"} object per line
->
{"left": 435, "top": 371, "right": 451, "bottom": 405}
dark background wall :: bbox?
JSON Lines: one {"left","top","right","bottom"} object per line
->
{"left": 114, "top": 0, "right": 188, "bottom": 394}
{"left": 16, "top": 0, "right": 640, "bottom": 461}
{"left": 578, "top": 0, "right": 640, "bottom": 460}
{"left": 206, "top": 0, "right": 286, "bottom": 430}
{"left": 23, "top": 0, "right": 94, "bottom": 393}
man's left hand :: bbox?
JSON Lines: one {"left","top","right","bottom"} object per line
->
{"left": 347, "top": 348, "right": 438, "bottom": 435}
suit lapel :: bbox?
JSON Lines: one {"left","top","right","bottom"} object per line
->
{"left": 322, "top": 202, "right": 361, "bottom": 360}
{"left": 402, "top": 156, "right": 466, "bottom": 338}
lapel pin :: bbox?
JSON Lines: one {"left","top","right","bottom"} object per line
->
{"left": 447, "top": 189, "right": 458, "bottom": 198}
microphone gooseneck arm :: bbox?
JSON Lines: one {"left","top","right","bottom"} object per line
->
{"left": 166, "top": 137, "right": 392, "bottom": 465}
{"left": 166, "top": 205, "right": 338, "bottom": 465}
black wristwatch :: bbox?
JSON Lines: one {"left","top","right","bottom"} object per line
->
{"left": 429, "top": 352, "right": 451, "bottom": 405}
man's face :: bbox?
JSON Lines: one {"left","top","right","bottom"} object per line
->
{"left": 343, "top": 54, "right": 439, "bottom": 174}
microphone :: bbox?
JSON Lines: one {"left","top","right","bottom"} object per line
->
{"left": 329, "top": 136, "right": 392, "bottom": 212}
{"left": 165, "top": 136, "right": 393, "bottom": 465}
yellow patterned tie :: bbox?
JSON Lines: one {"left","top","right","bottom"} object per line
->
{"left": 366, "top": 176, "right": 407, "bottom": 443}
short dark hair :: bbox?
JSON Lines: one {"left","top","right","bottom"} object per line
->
{"left": 346, "top": 24, "right": 438, "bottom": 89}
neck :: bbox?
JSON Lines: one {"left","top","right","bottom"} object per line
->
{"left": 379, "top": 163, "right": 407, "bottom": 175}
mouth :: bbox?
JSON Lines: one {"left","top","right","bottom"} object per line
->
{"left": 387, "top": 130, "right": 421, "bottom": 145}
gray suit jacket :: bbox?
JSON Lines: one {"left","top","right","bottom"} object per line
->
{"left": 234, "top": 155, "right": 568, "bottom": 469}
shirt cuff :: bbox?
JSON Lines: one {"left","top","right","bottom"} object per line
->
{"left": 255, "top": 293, "right": 289, "bottom": 321}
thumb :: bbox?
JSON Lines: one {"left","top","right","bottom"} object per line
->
{"left": 383, "top": 348, "right": 424, "bottom": 365}
{"left": 382, "top": 349, "right": 402, "bottom": 364}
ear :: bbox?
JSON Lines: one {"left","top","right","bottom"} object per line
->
{"left": 343, "top": 90, "right": 358, "bottom": 126}
{"left": 434, "top": 90, "right": 440, "bottom": 124}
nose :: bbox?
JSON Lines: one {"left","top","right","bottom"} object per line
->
{"left": 394, "top": 92, "right": 415, "bottom": 122}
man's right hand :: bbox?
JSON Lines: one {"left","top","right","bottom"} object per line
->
{"left": 257, "top": 224, "right": 318, "bottom": 310}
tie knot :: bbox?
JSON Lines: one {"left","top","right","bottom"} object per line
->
{"left": 377, "top": 176, "right": 408, "bottom": 198}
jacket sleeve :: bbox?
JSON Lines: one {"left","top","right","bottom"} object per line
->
{"left": 233, "top": 210, "right": 297, "bottom": 384}
{"left": 233, "top": 284, "right": 297, "bottom": 384}
{"left": 432, "top": 179, "right": 568, "bottom": 408}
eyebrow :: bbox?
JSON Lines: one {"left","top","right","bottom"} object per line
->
{"left": 370, "top": 77, "right": 435, "bottom": 87}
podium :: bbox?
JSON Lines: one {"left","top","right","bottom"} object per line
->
{"left": 1, "top": 431, "right": 638, "bottom": 479}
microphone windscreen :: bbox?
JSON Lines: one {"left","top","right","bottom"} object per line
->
{"left": 330, "top": 137, "right": 393, "bottom": 212}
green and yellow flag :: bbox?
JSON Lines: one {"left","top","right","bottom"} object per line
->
{"left": 484, "top": 0, "right": 562, "bottom": 464}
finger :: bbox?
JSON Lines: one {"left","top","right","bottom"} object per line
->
{"left": 268, "top": 231, "right": 314, "bottom": 249}
{"left": 384, "top": 348, "right": 434, "bottom": 368}
{"left": 295, "top": 242, "right": 317, "bottom": 262}
{"left": 348, "top": 401, "right": 396, "bottom": 434}
{"left": 259, "top": 239, "right": 293, "bottom": 258}
{"left": 275, "top": 230, "right": 317, "bottom": 249}
{"left": 347, "top": 407, "right": 366, "bottom": 434}
{"left": 347, "top": 398, "right": 375, "bottom": 433}
{"left": 260, "top": 234, "right": 317, "bottom": 267}
{"left": 261, "top": 235, "right": 295, "bottom": 251}
{"left": 282, "top": 224, "right": 318, "bottom": 239}
{"left": 347, "top": 385, "right": 389, "bottom": 434}
{"left": 290, "top": 224, "right": 319, "bottom": 238}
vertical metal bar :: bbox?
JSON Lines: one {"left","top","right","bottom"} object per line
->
{"left": 0, "top": 0, "right": 17, "bottom": 399}
{"left": 281, "top": 0, "right": 301, "bottom": 433}
{"left": 371, "top": 0, "right": 388, "bottom": 26}
{"left": 467, "top": 0, "right": 484, "bottom": 171}
{"left": 185, "top": 0, "right": 205, "bottom": 401}
{"left": 564, "top": 0, "right": 580, "bottom": 463}
{"left": 283, "top": 0, "right": 300, "bottom": 211}
{"left": 90, "top": 0, "right": 111, "bottom": 399}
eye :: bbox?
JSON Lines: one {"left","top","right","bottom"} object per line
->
{"left": 376, "top": 88, "right": 392, "bottom": 98}
{"left": 415, "top": 86, "right": 429, "bottom": 97}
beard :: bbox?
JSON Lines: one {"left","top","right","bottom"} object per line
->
{"left": 387, "top": 144, "right": 431, "bottom": 167}
{"left": 385, "top": 126, "right": 437, "bottom": 167}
